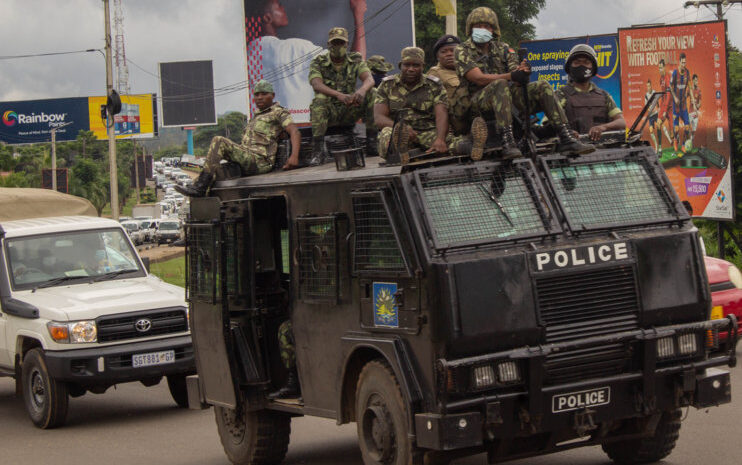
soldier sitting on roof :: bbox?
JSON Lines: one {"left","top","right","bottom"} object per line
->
{"left": 364, "top": 55, "right": 394, "bottom": 156}
{"left": 176, "top": 80, "right": 301, "bottom": 198}
{"left": 374, "top": 47, "right": 488, "bottom": 164}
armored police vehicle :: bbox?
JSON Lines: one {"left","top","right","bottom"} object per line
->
{"left": 184, "top": 143, "right": 737, "bottom": 465}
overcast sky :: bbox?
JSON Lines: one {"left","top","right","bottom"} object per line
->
{"left": 1, "top": 0, "right": 740, "bottom": 116}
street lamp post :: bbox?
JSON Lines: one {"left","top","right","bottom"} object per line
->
{"left": 103, "top": 0, "right": 119, "bottom": 220}
{"left": 50, "top": 121, "right": 73, "bottom": 192}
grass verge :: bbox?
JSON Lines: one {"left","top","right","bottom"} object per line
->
{"left": 149, "top": 256, "right": 185, "bottom": 288}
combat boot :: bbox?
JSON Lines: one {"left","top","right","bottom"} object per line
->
{"left": 469, "top": 117, "right": 488, "bottom": 161}
{"left": 556, "top": 125, "right": 595, "bottom": 156}
{"left": 309, "top": 136, "right": 325, "bottom": 166}
{"left": 365, "top": 128, "right": 379, "bottom": 157}
{"left": 500, "top": 126, "right": 523, "bottom": 160}
{"left": 391, "top": 121, "right": 411, "bottom": 165}
{"left": 175, "top": 170, "right": 213, "bottom": 197}
{"left": 268, "top": 370, "right": 301, "bottom": 400}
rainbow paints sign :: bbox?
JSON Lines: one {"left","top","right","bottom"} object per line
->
{"left": 2, "top": 111, "right": 18, "bottom": 127}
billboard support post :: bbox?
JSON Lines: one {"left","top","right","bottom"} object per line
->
{"left": 51, "top": 128, "right": 57, "bottom": 192}
{"left": 104, "top": 0, "right": 119, "bottom": 220}
{"left": 187, "top": 129, "right": 194, "bottom": 155}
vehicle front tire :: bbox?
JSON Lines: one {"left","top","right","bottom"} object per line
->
{"left": 166, "top": 374, "right": 189, "bottom": 408}
{"left": 214, "top": 396, "right": 291, "bottom": 465}
{"left": 22, "top": 348, "right": 69, "bottom": 429}
{"left": 602, "top": 409, "right": 682, "bottom": 464}
{"left": 356, "top": 360, "right": 414, "bottom": 465}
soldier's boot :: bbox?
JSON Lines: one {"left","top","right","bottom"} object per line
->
{"left": 365, "top": 128, "right": 379, "bottom": 157}
{"left": 391, "top": 121, "right": 411, "bottom": 165}
{"left": 469, "top": 117, "right": 488, "bottom": 161}
{"left": 309, "top": 136, "right": 325, "bottom": 166}
{"left": 268, "top": 370, "right": 301, "bottom": 400}
{"left": 500, "top": 126, "right": 523, "bottom": 160}
{"left": 556, "top": 125, "right": 595, "bottom": 156}
{"left": 175, "top": 170, "right": 213, "bottom": 197}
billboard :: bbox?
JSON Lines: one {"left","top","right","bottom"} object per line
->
{"left": 88, "top": 94, "right": 157, "bottom": 140}
{"left": 159, "top": 60, "right": 217, "bottom": 127}
{"left": 0, "top": 97, "right": 90, "bottom": 144}
{"left": 244, "top": 0, "right": 415, "bottom": 123}
{"left": 618, "top": 21, "right": 733, "bottom": 220}
{"left": 521, "top": 34, "right": 622, "bottom": 108}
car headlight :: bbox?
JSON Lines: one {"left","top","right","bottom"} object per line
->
{"left": 728, "top": 265, "right": 742, "bottom": 289}
{"left": 47, "top": 320, "right": 97, "bottom": 344}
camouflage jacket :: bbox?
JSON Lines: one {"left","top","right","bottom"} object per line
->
{"left": 455, "top": 38, "right": 519, "bottom": 95}
{"left": 244, "top": 103, "right": 293, "bottom": 158}
{"left": 308, "top": 51, "right": 370, "bottom": 96}
{"left": 374, "top": 74, "right": 447, "bottom": 133}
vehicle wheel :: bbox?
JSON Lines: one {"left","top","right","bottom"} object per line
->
{"left": 602, "top": 409, "right": 682, "bottom": 464}
{"left": 356, "top": 360, "right": 413, "bottom": 465}
{"left": 167, "top": 374, "right": 189, "bottom": 408}
{"left": 214, "top": 397, "right": 291, "bottom": 465}
{"left": 22, "top": 348, "right": 69, "bottom": 429}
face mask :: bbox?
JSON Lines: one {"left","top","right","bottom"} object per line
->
{"left": 471, "top": 28, "right": 493, "bottom": 44}
{"left": 569, "top": 65, "right": 593, "bottom": 83}
{"left": 372, "top": 72, "right": 385, "bottom": 87}
{"left": 329, "top": 45, "right": 347, "bottom": 59}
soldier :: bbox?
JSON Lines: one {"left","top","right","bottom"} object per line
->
{"left": 455, "top": 6, "right": 594, "bottom": 158}
{"left": 374, "top": 47, "right": 487, "bottom": 164}
{"left": 367, "top": 55, "right": 394, "bottom": 87}
{"left": 308, "top": 26, "right": 375, "bottom": 164}
{"left": 427, "top": 34, "right": 461, "bottom": 102}
{"left": 176, "top": 80, "right": 301, "bottom": 197}
{"left": 557, "top": 44, "right": 626, "bottom": 141}
{"left": 365, "top": 55, "right": 394, "bottom": 156}
{"left": 268, "top": 320, "right": 299, "bottom": 399}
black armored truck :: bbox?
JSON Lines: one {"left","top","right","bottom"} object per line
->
{"left": 184, "top": 141, "right": 737, "bottom": 465}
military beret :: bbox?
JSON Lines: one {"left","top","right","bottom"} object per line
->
{"left": 328, "top": 27, "right": 349, "bottom": 43}
{"left": 433, "top": 34, "right": 461, "bottom": 56}
{"left": 252, "top": 80, "right": 274, "bottom": 94}
{"left": 367, "top": 55, "right": 394, "bottom": 73}
{"left": 399, "top": 47, "right": 425, "bottom": 67}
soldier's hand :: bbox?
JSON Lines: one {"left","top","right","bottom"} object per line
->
{"left": 518, "top": 60, "right": 531, "bottom": 73}
{"left": 588, "top": 124, "right": 606, "bottom": 141}
{"left": 431, "top": 138, "right": 448, "bottom": 154}
{"left": 337, "top": 93, "right": 353, "bottom": 105}
{"left": 407, "top": 127, "right": 418, "bottom": 143}
{"left": 351, "top": 90, "right": 366, "bottom": 105}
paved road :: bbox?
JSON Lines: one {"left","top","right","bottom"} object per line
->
{"left": 1, "top": 350, "right": 740, "bottom": 465}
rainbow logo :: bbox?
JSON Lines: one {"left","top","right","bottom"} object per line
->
{"left": 2, "top": 110, "right": 18, "bottom": 127}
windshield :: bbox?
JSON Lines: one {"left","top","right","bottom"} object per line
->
{"left": 160, "top": 222, "right": 179, "bottom": 230}
{"left": 6, "top": 228, "right": 143, "bottom": 290}
{"left": 417, "top": 163, "right": 553, "bottom": 249}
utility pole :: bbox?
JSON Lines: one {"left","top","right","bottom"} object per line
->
{"left": 134, "top": 142, "right": 140, "bottom": 205}
{"left": 684, "top": 1, "right": 742, "bottom": 21}
{"left": 104, "top": 0, "right": 119, "bottom": 220}
{"left": 50, "top": 121, "right": 72, "bottom": 192}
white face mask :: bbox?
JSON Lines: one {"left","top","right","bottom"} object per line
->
{"left": 472, "top": 27, "right": 493, "bottom": 44}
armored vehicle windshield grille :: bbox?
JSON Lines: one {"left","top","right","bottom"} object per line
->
{"left": 535, "top": 265, "right": 639, "bottom": 384}
{"left": 97, "top": 308, "right": 188, "bottom": 342}
{"left": 186, "top": 224, "right": 218, "bottom": 303}
{"left": 297, "top": 216, "right": 340, "bottom": 301}
{"left": 547, "top": 157, "right": 677, "bottom": 231}
{"left": 352, "top": 193, "right": 405, "bottom": 272}
{"left": 417, "top": 164, "right": 550, "bottom": 248}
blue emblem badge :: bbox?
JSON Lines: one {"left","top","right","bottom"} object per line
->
{"left": 373, "top": 282, "right": 399, "bottom": 328}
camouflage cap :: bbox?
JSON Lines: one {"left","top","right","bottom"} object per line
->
{"left": 465, "top": 7, "right": 501, "bottom": 38}
{"left": 327, "top": 27, "right": 349, "bottom": 43}
{"left": 366, "top": 55, "right": 393, "bottom": 73}
{"left": 252, "top": 80, "right": 274, "bottom": 94}
{"left": 398, "top": 47, "right": 425, "bottom": 67}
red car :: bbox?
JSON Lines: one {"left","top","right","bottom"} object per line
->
{"left": 704, "top": 256, "right": 742, "bottom": 339}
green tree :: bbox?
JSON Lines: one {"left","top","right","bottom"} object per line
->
{"left": 194, "top": 112, "right": 247, "bottom": 150}
{"left": 70, "top": 157, "right": 108, "bottom": 216}
{"left": 414, "top": 0, "right": 546, "bottom": 68}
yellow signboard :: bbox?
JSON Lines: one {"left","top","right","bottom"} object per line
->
{"left": 88, "top": 94, "right": 155, "bottom": 140}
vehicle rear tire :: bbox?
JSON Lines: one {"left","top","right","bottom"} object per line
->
{"left": 22, "top": 348, "right": 69, "bottom": 429}
{"left": 214, "top": 397, "right": 291, "bottom": 465}
{"left": 166, "top": 374, "right": 189, "bottom": 408}
{"left": 356, "top": 360, "right": 413, "bottom": 465}
{"left": 602, "top": 409, "right": 682, "bottom": 464}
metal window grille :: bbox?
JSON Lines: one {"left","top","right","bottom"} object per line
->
{"left": 417, "top": 163, "right": 551, "bottom": 249}
{"left": 186, "top": 224, "right": 219, "bottom": 303}
{"left": 223, "top": 222, "right": 239, "bottom": 297}
{"left": 297, "top": 216, "right": 340, "bottom": 301}
{"left": 352, "top": 193, "right": 405, "bottom": 273}
{"left": 547, "top": 157, "right": 677, "bottom": 231}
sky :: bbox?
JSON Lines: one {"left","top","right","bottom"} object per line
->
{"left": 1, "top": 0, "right": 741, "bottom": 117}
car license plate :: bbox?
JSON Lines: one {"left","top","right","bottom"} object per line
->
{"left": 132, "top": 350, "right": 175, "bottom": 368}
{"left": 552, "top": 386, "right": 610, "bottom": 413}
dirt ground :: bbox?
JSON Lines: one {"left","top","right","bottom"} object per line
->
{"left": 137, "top": 244, "right": 184, "bottom": 263}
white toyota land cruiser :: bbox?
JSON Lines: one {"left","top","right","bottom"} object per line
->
{"left": 0, "top": 199, "right": 194, "bottom": 429}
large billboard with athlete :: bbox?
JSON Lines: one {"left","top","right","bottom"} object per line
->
{"left": 243, "top": 0, "right": 414, "bottom": 124}
{"left": 618, "top": 21, "right": 733, "bottom": 220}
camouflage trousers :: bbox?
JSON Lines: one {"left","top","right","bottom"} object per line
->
{"left": 377, "top": 126, "right": 464, "bottom": 159}
{"left": 203, "top": 136, "right": 274, "bottom": 178}
{"left": 471, "top": 79, "right": 567, "bottom": 129}
{"left": 310, "top": 92, "right": 374, "bottom": 137}
{"left": 277, "top": 320, "right": 295, "bottom": 370}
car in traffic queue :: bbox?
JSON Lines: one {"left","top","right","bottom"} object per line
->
{"left": 120, "top": 220, "right": 144, "bottom": 245}
{"left": 155, "top": 219, "right": 182, "bottom": 245}
{"left": 705, "top": 255, "right": 742, "bottom": 340}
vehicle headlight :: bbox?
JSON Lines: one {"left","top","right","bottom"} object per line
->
{"left": 657, "top": 336, "right": 675, "bottom": 359}
{"left": 728, "top": 265, "right": 742, "bottom": 289}
{"left": 497, "top": 361, "right": 521, "bottom": 383}
{"left": 677, "top": 333, "right": 698, "bottom": 355}
{"left": 472, "top": 365, "right": 496, "bottom": 389}
{"left": 47, "top": 320, "right": 97, "bottom": 344}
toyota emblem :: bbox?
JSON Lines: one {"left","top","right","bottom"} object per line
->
{"left": 135, "top": 319, "right": 152, "bottom": 333}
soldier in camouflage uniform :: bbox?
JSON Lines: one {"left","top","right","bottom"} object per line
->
{"left": 268, "top": 320, "right": 299, "bottom": 399}
{"left": 365, "top": 55, "right": 394, "bottom": 156}
{"left": 374, "top": 47, "right": 487, "bottom": 164}
{"left": 308, "top": 27, "right": 375, "bottom": 164}
{"left": 176, "top": 80, "right": 301, "bottom": 197}
{"left": 455, "top": 7, "right": 594, "bottom": 158}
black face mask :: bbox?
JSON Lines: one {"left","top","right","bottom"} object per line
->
{"left": 569, "top": 65, "right": 593, "bottom": 83}
{"left": 372, "top": 72, "right": 385, "bottom": 87}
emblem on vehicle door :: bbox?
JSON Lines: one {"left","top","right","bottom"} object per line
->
{"left": 135, "top": 319, "right": 152, "bottom": 333}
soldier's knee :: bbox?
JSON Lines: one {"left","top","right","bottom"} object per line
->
{"left": 486, "top": 79, "right": 509, "bottom": 93}
{"left": 532, "top": 80, "right": 553, "bottom": 95}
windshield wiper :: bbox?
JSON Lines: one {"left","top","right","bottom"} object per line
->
{"left": 478, "top": 183, "right": 514, "bottom": 227}
{"left": 33, "top": 276, "right": 87, "bottom": 292}
{"left": 91, "top": 269, "right": 140, "bottom": 283}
